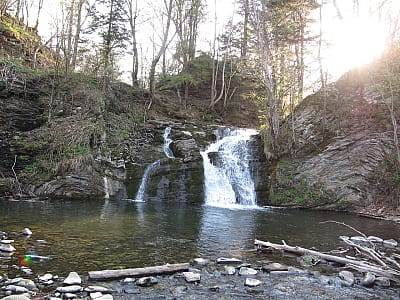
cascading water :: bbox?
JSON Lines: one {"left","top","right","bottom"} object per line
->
{"left": 201, "top": 127, "right": 258, "bottom": 208}
{"left": 163, "top": 127, "right": 175, "bottom": 158}
{"left": 134, "top": 127, "right": 174, "bottom": 201}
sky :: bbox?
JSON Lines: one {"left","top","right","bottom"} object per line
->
{"left": 30, "top": 0, "right": 400, "bottom": 85}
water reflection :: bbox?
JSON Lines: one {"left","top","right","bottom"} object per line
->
{"left": 0, "top": 198, "right": 399, "bottom": 276}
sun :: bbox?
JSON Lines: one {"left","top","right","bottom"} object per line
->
{"left": 326, "top": 16, "right": 388, "bottom": 77}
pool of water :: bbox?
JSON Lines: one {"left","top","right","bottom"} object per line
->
{"left": 1, "top": 198, "right": 399, "bottom": 276}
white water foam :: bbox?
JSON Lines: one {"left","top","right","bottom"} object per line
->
{"left": 201, "top": 128, "right": 259, "bottom": 209}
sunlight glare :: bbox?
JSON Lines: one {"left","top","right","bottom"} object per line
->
{"left": 327, "top": 16, "right": 387, "bottom": 76}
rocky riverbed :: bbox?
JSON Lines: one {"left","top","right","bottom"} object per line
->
{"left": 1, "top": 229, "right": 400, "bottom": 300}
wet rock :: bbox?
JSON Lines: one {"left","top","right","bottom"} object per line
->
{"left": 222, "top": 266, "right": 236, "bottom": 275}
{"left": 56, "top": 285, "right": 83, "bottom": 293}
{"left": 136, "top": 276, "right": 158, "bottom": 287}
{"left": 244, "top": 278, "right": 262, "bottom": 287}
{"left": 90, "top": 292, "right": 103, "bottom": 299}
{"left": 170, "top": 139, "right": 201, "bottom": 162}
{"left": 0, "top": 244, "right": 16, "bottom": 253}
{"left": 383, "top": 239, "right": 398, "bottom": 248}
{"left": 216, "top": 257, "right": 242, "bottom": 264}
{"left": 339, "top": 271, "right": 354, "bottom": 286}
{"left": 361, "top": 272, "right": 375, "bottom": 287}
{"left": 375, "top": 276, "right": 391, "bottom": 287}
{"left": 238, "top": 267, "right": 257, "bottom": 276}
{"left": 367, "top": 236, "right": 383, "bottom": 243}
{"left": 192, "top": 258, "right": 210, "bottom": 266}
{"left": 183, "top": 272, "right": 201, "bottom": 283}
{"left": 262, "top": 263, "right": 288, "bottom": 272}
{"left": 63, "top": 272, "right": 81, "bottom": 285}
{"left": 21, "top": 228, "right": 32, "bottom": 236}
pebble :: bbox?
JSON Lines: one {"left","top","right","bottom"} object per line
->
{"left": 193, "top": 258, "right": 210, "bottom": 266}
{"left": 0, "top": 244, "right": 16, "bottom": 253}
{"left": 136, "top": 276, "right": 158, "bottom": 287}
{"left": 339, "top": 271, "right": 354, "bottom": 286}
{"left": 90, "top": 292, "right": 103, "bottom": 299}
{"left": 38, "top": 273, "right": 53, "bottom": 282}
{"left": 64, "top": 293, "right": 77, "bottom": 299}
{"left": 96, "top": 295, "right": 113, "bottom": 300}
{"left": 222, "top": 266, "right": 236, "bottom": 275}
{"left": 244, "top": 278, "right": 262, "bottom": 287}
{"left": 262, "top": 263, "right": 288, "bottom": 272}
{"left": 238, "top": 267, "right": 258, "bottom": 276}
{"left": 183, "top": 272, "right": 201, "bottom": 283}
{"left": 21, "top": 228, "right": 32, "bottom": 236}
{"left": 20, "top": 267, "right": 32, "bottom": 276}
{"left": 63, "top": 272, "right": 81, "bottom": 285}
{"left": 120, "top": 278, "right": 135, "bottom": 284}
{"left": 0, "top": 296, "right": 31, "bottom": 300}
{"left": 56, "top": 285, "right": 83, "bottom": 293}
{"left": 216, "top": 257, "right": 242, "bottom": 264}
{"left": 85, "top": 286, "right": 111, "bottom": 293}
{"left": 0, "top": 240, "right": 14, "bottom": 244}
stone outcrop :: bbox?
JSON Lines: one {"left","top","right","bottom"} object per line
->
{"left": 268, "top": 73, "right": 398, "bottom": 211}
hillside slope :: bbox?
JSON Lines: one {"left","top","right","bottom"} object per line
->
{"left": 267, "top": 51, "right": 400, "bottom": 220}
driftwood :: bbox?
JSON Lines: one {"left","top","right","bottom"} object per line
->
{"left": 88, "top": 263, "right": 190, "bottom": 280}
{"left": 254, "top": 239, "right": 400, "bottom": 283}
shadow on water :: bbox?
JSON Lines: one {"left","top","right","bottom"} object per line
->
{"left": 1, "top": 198, "right": 399, "bottom": 276}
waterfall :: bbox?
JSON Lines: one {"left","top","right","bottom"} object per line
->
{"left": 201, "top": 127, "right": 258, "bottom": 208}
{"left": 135, "top": 127, "right": 174, "bottom": 201}
{"left": 163, "top": 127, "right": 175, "bottom": 158}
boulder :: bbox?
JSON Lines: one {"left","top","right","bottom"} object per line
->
{"left": 170, "top": 139, "right": 201, "bottom": 162}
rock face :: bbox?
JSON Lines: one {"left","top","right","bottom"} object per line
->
{"left": 267, "top": 73, "right": 399, "bottom": 210}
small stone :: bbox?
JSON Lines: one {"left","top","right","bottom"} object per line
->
{"left": 64, "top": 293, "right": 77, "bottom": 299}
{"left": 375, "top": 276, "right": 391, "bottom": 287}
{"left": 238, "top": 267, "right": 257, "bottom": 276}
{"left": 339, "top": 271, "right": 354, "bottom": 286}
{"left": 222, "top": 266, "right": 236, "bottom": 275}
{"left": 0, "top": 244, "right": 16, "bottom": 253}
{"left": 20, "top": 267, "right": 32, "bottom": 275}
{"left": 136, "top": 276, "right": 158, "bottom": 287}
{"left": 367, "top": 236, "right": 383, "bottom": 243}
{"left": 193, "top": 258, "right": 210, "bottom": 266}
{"left": 383, "top": 239, "right": 398, "bottom": 248}
{"left": 209, "top": 285, "right": 219, "bottom": 292}
{"left": 216, "top": 257, "right": 242, "bottom": 264}
{"left": 85, "top": 286, "right": 111, "bottom": 293}
{"left": 63, "top": 272, "right": 81, "bottom": 285}
{"left": 97, "top": 295, "right": 113, "bottom": 300}
{"left": 361, "top": 272, "right": 375, "bottom": 287}
{"left": 172, "top": 286, "right": 187, "bottom": 296}
{"left": 21, "top": 228, "right": 32, "bottom": 236}
{"left": 123, "top": 288, "right": 141, "bottom": 295}
{"left": 14, "top": 279, "right": 36, "bottom": 290}
{"left": 0, "top": 296, "right": 31, "bottom": 300}
{"left": 90, "top": 292, "right": 103, "bottom": 299}
{"left": 38, "top": 273, "right": 53, "bottom": 282}
{"left": 183, "top": 272, "right": 201, "bottom": 283}
{"left": 262, "top": 263, "right": 288, "bottom": 272}
{"left": 244, "top": 278, "right": 262, "bottom": 287}
{"left": 0, "top": 240, "right": 14, "bottom": 244}
{"left": 120, "top": 278, "right": 135, "bottom": 284}
{"left": 36, "top": 240, "right": 47, "bottom": 244}
{"left": 56, "top": 285, "right": 83, "bottom": 293}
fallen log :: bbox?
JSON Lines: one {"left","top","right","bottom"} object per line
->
{"left": 88, "top": 262, "right": 190, "bottom": 280}
{"left": 254, "top": 239, "right": 400, "bottom": 283}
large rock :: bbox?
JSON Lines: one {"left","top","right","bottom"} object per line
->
{"left": 63, "top": 272, "right": 81, "bottom": 285}
{"left": 171, "top": 139, "right": 201, "bottom": 162}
